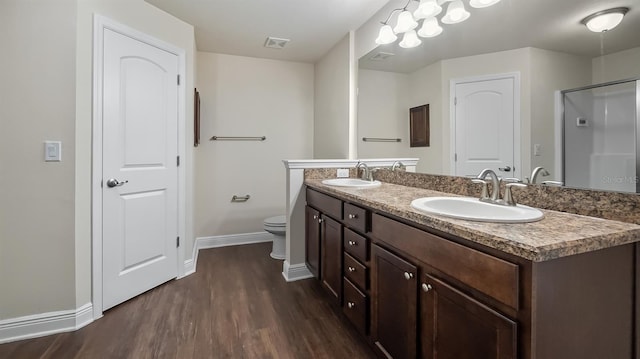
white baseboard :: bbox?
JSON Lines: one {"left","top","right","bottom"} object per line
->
{"left": 282, "top": 260, "right": 314, "bottom": 282}
{"left": 182, "top": 232, "right": 274, "bottom": 277}
{"left": 0, "top": 303, "right": 93, "bottom": 344}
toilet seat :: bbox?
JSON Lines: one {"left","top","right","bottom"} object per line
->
{"left": 264, "top": 215, "right": 286, "bottom": 227}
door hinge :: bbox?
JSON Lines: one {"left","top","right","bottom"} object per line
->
{"left": 177, "top": 74, "right": 180, "bottom": 85}
{"left": 454, "top": 153, "right": 458, "bottom": 161}
{"left": 176, "top": 236, "right": 180, "bottom": 247}
{"left": 177, "top": 155, "right": 180, "bottom": 167}
{"left": 454, "top": 97, "right": 457, "bottom": 105}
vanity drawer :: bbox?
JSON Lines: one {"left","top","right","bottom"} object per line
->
{"left": 343, "top": 203, "right": 368, "bottom": 233}
{"left": 343, "top": 278, "right": 368, "bottom": 336}
{"left": 306, "top": 188, "right": 342, "bottom": 220}
{"left": 344, "top": 252, "right": 367, "bottom": 291}
{"left": 344, "top": 228, "right": 368, "bottom": 262}
{"left": 372, "top": 213, "right": 519, "bottom": 310}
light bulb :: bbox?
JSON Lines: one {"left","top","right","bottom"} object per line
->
{"left": 441, "top": 0, "right": 470, "bottom": 24}
{"left": 394, "top": 10, "right": 419, "bottom": 33}
{"left": 375, "top": 24, "right": 398, "bottom": 45}
{"left": 469, "top": 0, "right": 501, "bottom": 9}
{"left": 413, "top": 0, "right": 442, "bottom": 20}
{"left": 418, "top": 17, "right": 443, "bottom": 38}
{"left": 399, "top": 30, "right": 422, "bottom": 48}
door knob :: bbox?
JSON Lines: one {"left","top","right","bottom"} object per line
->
{"left": 106, "top": 178, "right": 128, "bottom": 188}
{"left": 498, "top": 166, "right": 512, "bottom": 172}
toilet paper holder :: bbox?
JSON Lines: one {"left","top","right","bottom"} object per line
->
{"left": 231, "top": 194, "right": 251, "bottom": 202}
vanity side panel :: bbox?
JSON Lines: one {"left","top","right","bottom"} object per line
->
{"left": 532, "top": 244, "right": 634, "bottom": 359}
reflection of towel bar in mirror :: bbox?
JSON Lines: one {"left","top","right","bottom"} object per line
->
{"left": 210, "top": 136, "right": 266, "bottom": 141}
{"left": 362, "top": 137, "right": 401, "bottom": 142}
{"left": 231, "top": 195, "right": 251, "bottom": 202}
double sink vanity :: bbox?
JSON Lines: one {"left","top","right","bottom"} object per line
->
{"left": 303, "top": 169, "right": 640, "bottom": 359}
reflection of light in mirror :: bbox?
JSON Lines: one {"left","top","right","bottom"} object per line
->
{"left": 413, "top": 0, "right": 442, "bottom": 19}
{"left": 418, "top": 17, "right": 443, "bottom": 37}
{"left": 394, "top": 10, "right": 419, "bottom": 33}
{"left": 469, "top": 0, "right": 501, "bottom": 9}
{"left": 441, "top": 0, "right": 470, "bottom": 24}
{"left": 399, "top": 30, "right": 422, "bottom": 48}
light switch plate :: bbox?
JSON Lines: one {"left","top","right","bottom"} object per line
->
{"left": 45, "top": 141, "right": 62, "bottom": 162}
{"left": 337, "top": 168, "right": 349, "bottom": 178}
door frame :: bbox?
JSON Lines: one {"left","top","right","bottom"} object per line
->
{"left": 449, "top": 72, "right": 521, "bottom": 179}
{"left": 91, "top": 15, "right": 187, "bottom": 320}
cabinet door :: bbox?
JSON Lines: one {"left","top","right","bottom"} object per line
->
{"left": 305, "top": 206, "right": 321, "bottom": 278}
{"left": 421, "top": 274, "right": 517, "bottom": 359}
{"left": 372, "top": 244, "right": 418, "bottom": 359}
{"left": 321, "top": 215, "right": 342, "bottom": 304}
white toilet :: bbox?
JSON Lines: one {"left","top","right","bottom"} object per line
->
{"left": 263, "top": 215, "right": 286, "bottom": 260}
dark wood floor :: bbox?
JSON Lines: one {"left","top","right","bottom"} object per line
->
{"left": 0, "top": 243, "right": 376, "bottom": 359}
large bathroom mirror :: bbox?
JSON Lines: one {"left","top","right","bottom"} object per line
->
{"left": 357, "top": 0, "right": 640, "bottom": 192}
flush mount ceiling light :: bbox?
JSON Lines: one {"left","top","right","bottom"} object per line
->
{"left": 375, "top": 0, "right": 499, "bottom": 47}
{"left": 581, "top": 7, "right": 629, "bottom": 33}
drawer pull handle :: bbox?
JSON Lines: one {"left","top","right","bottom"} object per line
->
{"left": 422, "top": 283, "right": 432, "bottom": 292}
{"left": 348, "top": 214, "right": 358, "bottom": 219}
{"left": 348, "top": 240, "right": 357, "bottom": 246}
{"left": 347, "top": 302, "right": 355, "bottom": 309}
{"left": 404, "top": 272, "right": 414, "bottom": 280}
{"left": 348, "top": 266, "right": 356, "bottom": 272}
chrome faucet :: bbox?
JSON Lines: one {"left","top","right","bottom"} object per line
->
{"left": 391, "top": 161, "right": 404, "bottom": 172}
{"left": 476, "top": 168, "right": 501, "bottom": 202}
{"left": 356, "top": 162, "right": 373, "bottom": 181}
{"left": 529, "top": 166, "right": 550, "bottom": 184}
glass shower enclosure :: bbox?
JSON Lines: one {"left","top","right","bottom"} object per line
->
{"left": 562, "top": 78, "right": 639, "bottom": 193}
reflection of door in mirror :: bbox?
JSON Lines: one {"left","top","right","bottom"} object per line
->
{"left": 452, "top": 74, "right": 519, "bottom": 179}
{"left": 563, "top": 79, "right": 639, "bottom": 193}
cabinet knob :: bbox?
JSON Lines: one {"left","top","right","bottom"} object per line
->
{"left": 348, "top": 213, "right": 358, "bottom": 219}
{"left": 318, "top": 218, "right": 323, "bottom": 224}
{"left": 348, "top": 240, "right": 357, "bottom": 246}
{"left": 348, "top": 266, "right": 356, "bottom": 272}
{"left": 404, "top": 272, "right": 414, "bottom": 280}
{"left": 347, "top": 302, "right": 355, "bottom": 309}
{"left": 313, "top": 215, "right": 319, "bottom": 220}
{"left": 422, "top": 283, "right": 432, "bottom": 292}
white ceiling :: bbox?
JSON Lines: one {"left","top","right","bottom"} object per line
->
{"left": 145, "top": 0, "right": 390, "bottom": 63}
{"left": 146, "top": 0, "right": 639, "bottom": 72}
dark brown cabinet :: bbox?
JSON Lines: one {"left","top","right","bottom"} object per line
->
{"left": 305, "top": 206, "right": 321, "bottom": 278}
{"left": 371, "top": 244, "right": 417, "bottom": 359}
{"left": 421, "top": 274, "right": 517, "bottom": 359}
{"left": 321, "top": 214, "right": 342, "bottom": 303}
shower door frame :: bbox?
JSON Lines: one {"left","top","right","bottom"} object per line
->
{"left": 560, "top": 77, "right": 640, "bottom": 193}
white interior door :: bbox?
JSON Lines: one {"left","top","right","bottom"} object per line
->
{"left": 453, "top": 76, "right": 517, "bottom": 178}
{"left": 102, "top": 28, "right": 179, "bottom": 310}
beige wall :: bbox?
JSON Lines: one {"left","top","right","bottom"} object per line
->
{"left": 0, "top": 0, "right": 195, "bottom": 322}
{"left": 195, "top": 52, "right": 314, "bottom": 237}
{"left": 529, "top": 48, "right": 591, "bottom": 178}
{"left": 592, "top": 46, "right": 640, "bottom": 84}
{"left": 357, "top": 69, "right": 409, "bottom": 159}
{"left": 314, "top": 34, "right": 351, "bottom": 158}
{"left": 0, "top": 0, "right": 78, "bottom": 320}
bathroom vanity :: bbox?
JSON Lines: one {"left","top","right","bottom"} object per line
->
{"left": 304, "top": 178, "right": 640, "bottom": 359}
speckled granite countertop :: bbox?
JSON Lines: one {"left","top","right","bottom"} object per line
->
{"left": 305, "top": 179, "right": 640, "bottom": 262}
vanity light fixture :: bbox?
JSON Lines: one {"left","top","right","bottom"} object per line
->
{"left": 581, "top": 7, "right": 629, "bottom": 33}
{"left": 375, "top": 0, "right": 500, "bottom": 47}
{"left": 399, "top": 29, "right": 422, "bottom": 48}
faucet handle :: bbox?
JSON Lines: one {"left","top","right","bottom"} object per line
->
{"left": 504, "top": 183, "right": 528, "bottom": 206}
{"left": 471, "top": 179, "right": 490, "bottom": 200}
{"left": 541, "top": 180, "right": 564, "bottom": 186}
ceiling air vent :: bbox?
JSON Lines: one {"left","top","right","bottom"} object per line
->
{"left": 264, "top": 37, "right": 290, "bottom": 49}
{"left": 370, "top": 52, "right": 395, "bottom": 61}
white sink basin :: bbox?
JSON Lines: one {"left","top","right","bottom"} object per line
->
{"left": 410, "top": 196, "right": 544, "bottom": 223}
{"left": 322, "top": 178, "right": 382, "bottom": 188}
